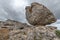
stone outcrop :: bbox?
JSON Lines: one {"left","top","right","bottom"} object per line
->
{"left": 0, "top": 2, "right": 59, "bottom": 40}
{"left": 25, "top": 2, "right": 56, "bottom": 25}
{"left": 9, "top": 26, "right": 58, "bottom": 40}
{"left": 0, "top": 19, "right": 59, "bottom": 40}
{"left": 0, "top": 19, "right": 31, "bottom": 30}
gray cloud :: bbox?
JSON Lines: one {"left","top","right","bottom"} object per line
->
{"left": 0, "top": 0, "right": 27, "bottom": 23}
{"left": 0, "top": 0, "right": 60, "bottom": 23}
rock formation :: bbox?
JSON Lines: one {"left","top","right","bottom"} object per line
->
{"left": 0, "top": 19, "right": 31, "bottom": 30}
{"left": 0, "top": 19, "right": 59, "bottom": 40}
{"left": 25, "top": 2, "right": 56, "bottom": 25}
{"left": 0, "top": 2, "right": 59, "bottom": 40}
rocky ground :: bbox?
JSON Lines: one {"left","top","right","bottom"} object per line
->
{"left": 0, "top": 19, "right": 59, "bottom": 40}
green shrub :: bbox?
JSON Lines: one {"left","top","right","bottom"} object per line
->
{"left": 55, "top": 30, "right": 60, "bottom": 38}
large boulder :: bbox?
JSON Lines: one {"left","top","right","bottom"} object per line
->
{"left": 25, "top": 2, "right": 56, "bottom": 26}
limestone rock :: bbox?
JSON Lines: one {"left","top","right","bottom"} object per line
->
{"left": 9, "top": 26, "right": 58, "bottom": 40}
{"left": 25, "top": 2, "right": 56, "bottom": 25}
{"left": 0, "top": 19, "right": 59, "bottom": 40}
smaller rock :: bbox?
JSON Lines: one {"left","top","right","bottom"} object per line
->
{"left": 0, "top": 19, "right": 31, "bottom": 30}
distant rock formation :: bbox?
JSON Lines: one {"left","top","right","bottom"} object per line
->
{"left": 25, "top": 2, "right": 56, "bottom": 26}
{"left": 9, "top": 26, "right": 58, "bottom": 40}
{"left": 0, "top": 19, "right": 32, "bottom": 40}
{"left": 0, "top": 19, "right": 31, "bottom": 30}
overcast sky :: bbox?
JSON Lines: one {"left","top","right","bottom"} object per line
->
{"left": 0, "top": 0, "right": 60, "bottom": 29}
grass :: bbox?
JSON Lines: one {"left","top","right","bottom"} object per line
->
{"left": 55, "top": 30, "right": 60, "bottom": 38}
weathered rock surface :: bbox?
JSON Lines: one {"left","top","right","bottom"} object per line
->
{"left": 0, "top": 28, "right": 9, "bottom": 40}
{"left": 0, "top": 19, "right": 31, "bottom": 30}
{"left": 0, "top": 19, "right": 59, "bottom": 40}
{"left": 9, "top": 25, "right": 58, "bottom": 40}
{"left": 25, "top": 2, "right": 56, "bottom": 25}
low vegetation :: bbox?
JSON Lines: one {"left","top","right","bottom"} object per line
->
{"left": 55, "top": 30, "right": 60, "bottom": 38}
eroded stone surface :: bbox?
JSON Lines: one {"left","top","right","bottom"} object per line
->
{"left": 0, "top": 19, "right": 59, "bottom": 40}
{"left": 9, "top": 25, "right": 57, "bottom": 40}
{"left": 0, "top": 28, "right": 9, "bottom": 40}
{"left": 25, "top": 2, "right": 56, "bottom": 25}
{"left": 0, "top": 19, "right": 31, "bottom": 30}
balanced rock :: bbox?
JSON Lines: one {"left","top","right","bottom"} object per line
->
{"left": 25, "top": 2, "right": 56, "bottom": 25}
